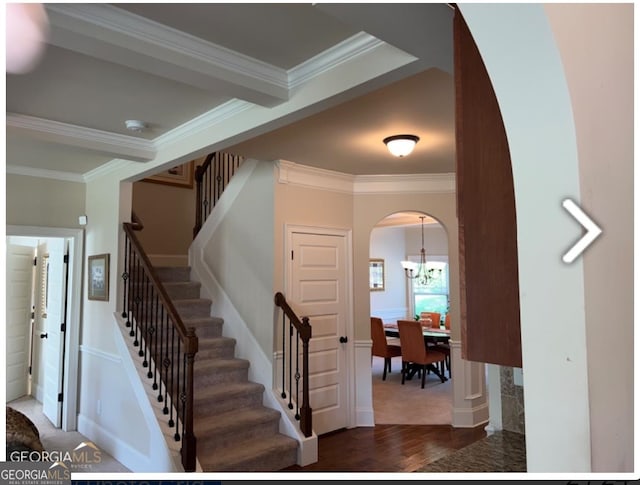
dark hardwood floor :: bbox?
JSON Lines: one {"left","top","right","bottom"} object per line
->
{"left": 283, "top": 424, "right": 488, "bottom": 472}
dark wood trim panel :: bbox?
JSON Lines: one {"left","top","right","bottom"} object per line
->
{"left": 454, "top": 9, "right": 522, "bottom": 367}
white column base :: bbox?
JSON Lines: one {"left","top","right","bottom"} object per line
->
{"left": 354, "top": 339, "right": 375, "bottom": 427}
{"left": 450, "top": 339, "right": 490, "bottom": 428}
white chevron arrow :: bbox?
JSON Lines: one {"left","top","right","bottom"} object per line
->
{"left": 562, "top": 199, "right": 602, "bottom": 263}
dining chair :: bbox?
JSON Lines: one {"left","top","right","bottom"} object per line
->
{"left": 371, "top": 317, "right": 402, "bottom": 380}
{"left": 397, "top": 320, "right": 446, "bottom": 388}
{"left": 420, "top": 311, "right": 441, "bottom": 329}
{"left": 431, "top": 314, "right": 451, "bottom": 378}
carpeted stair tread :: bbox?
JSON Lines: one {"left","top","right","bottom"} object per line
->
{"left": 195, "top": 358, "right": 249, "bottom": 372}
{"left": 181, "top": 316, "right": 224, "bottom": 339}
{"left": 193, "top": 381, "right": 264, "bottom": 416}
{"left": 196, "top": 406, "right": 281, "bottom": 435}
{"left": 198, "top": 336, "right": 236, "bottom": 348}
{"left": 195, "top": 381, "right": 264, "bottom": 402}
{"left": 155, "top": 266, "right": 191, "bottom": 282}
{"left": 199, "top": 433, "right": 298, "bottom": 472}
{"left": 196, "top": 337, "right": 236, "bottom": 359}
{"left": 163, "top": 281, "right": 201, "bottom": 299}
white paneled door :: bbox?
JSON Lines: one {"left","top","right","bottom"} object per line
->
{"left": 289, "top": 229, "right": 351, "bottom": 435}
{"left": 6, "top": 244, "right": 36, "bottom": 402}
{"left": 38, "top": 239, "right": 67, "bottom": 428}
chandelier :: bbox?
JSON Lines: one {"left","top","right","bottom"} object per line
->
{"left": 401, "top": 215, "right": 441, "bottom": 285}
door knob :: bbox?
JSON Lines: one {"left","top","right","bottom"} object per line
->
{"left": 339, "top": 336, "right": 348, "bottom": 343}
{"left": 40, "top": 333, "right": 48, "bottom": 339}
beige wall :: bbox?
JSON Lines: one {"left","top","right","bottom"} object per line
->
{"left": 273, "top": 180, "right": 354, "bottom": 297}
{"left": 203, "top": 160, "right": 275, "bottom": 354}
{"left": 132, "top": 180, "right": 195, "bottom": 258}
{"left": 546, "top": 3, "right": 634, "bottom": 472}
{"left": 6, "top": 174, "right": 85, "bottom": 228}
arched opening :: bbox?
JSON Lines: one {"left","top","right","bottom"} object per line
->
{"left": 369, "top": 210, "right": 453, "bottom": 425}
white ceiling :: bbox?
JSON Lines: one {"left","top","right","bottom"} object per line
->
{"left": 5, "top": 3, "right": 455, "bottom": 180}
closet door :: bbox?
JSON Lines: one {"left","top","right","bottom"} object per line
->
{"left": 454, "top": 8, "right": 522, "bottom": 367}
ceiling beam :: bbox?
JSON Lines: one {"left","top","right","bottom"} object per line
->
{"left": 7, "top": 114, "right": 156, "bottom": 163}
{"left": 45, "top": 4, "right": 290, "bottom": 107}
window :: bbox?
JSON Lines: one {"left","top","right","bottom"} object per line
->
{"left": 408, "top": 255, "right": 449, "bottom": 322}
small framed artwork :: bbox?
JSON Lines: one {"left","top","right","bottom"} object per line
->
{"left": 369, "top": 258, "right": 385, "bottom": 291}
{"left": 88, "top": 253, "right": 110, "bottom": 301}
{"left": 143, "top": 160, "right": 194, "bottom": 188}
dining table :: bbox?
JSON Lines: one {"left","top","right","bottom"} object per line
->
{"left": 383, "top": 323, "right": 450, "bottom": 382}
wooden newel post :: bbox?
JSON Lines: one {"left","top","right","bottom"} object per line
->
{"left": 299, "top": 316, "right": 313, "bottom": 437}
{"left": 182, "top": 328, "right": 198, "bottom": 472}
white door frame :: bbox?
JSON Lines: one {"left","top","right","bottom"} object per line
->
{"left": 284, "top": 224, "right": 356, "bottom": 430}
{"left": 6, "top": 225, "right": 83, "bottom": 431}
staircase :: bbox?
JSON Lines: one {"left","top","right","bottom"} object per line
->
{"left": 155, "top": 265, "right": 298, "bottom": 472}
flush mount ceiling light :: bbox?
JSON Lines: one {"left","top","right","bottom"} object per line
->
{"left": 125, "top": 119, "right": 146, "bottom": 133}
{"left": 383, "top": 134, "right": 420, "bottom": 157}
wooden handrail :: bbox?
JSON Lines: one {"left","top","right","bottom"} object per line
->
{"left": 274, "top": 292, "right": 312, "bottom": 437}
{"left": 274, "top": 292, "right": 311, "bottom": 341}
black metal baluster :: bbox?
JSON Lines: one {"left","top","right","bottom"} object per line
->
{"left": 169, "top": 328, "right": 180, "bottom": 434}
{"left": 295, "top": 329, "right": 300, "bottom": 420}
{"left": 180, "top": 351, "right": 187, "bottom": 442}
{"left": 161, "top": 312, "right": 170, "bottom": 409}
{"left": 121, "top": 235, "right": 129, "bottom": 320}
{"left": 288, "top": 322, "right": 293, "bottom": 410}
{"left": 131, "top": 255, "right": 141, "bottom": 339}
{"left": 165, "top": 325, "right": 176, "bottom": 428}
{"left": 281, "top": 311, "right": 286, "bottom": 399}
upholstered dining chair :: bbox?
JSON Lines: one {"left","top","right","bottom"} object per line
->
{"left": 431, "top": 314, "right": 451, "bottom": 378}
{"left": 397, "top": 320, "right": 446, "bottom": 388}
{"left": 371, "top": 317, "right": 402, "bottom": 380}
{"left": 420, "top": 311, "right": 441, "bottom": 329}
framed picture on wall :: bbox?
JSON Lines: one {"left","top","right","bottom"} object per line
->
{"left": 143, "top": 160, "right": 194, "bottom": 188}
{"left": 369, "top": 258, "right": 385, "bottom": 291}
{"left": 88, "top": 253, "right": 110, "bottom": 301}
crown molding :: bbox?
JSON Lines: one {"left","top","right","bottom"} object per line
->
{"left": 83, "top": 159, "right": 134, "bottom": 183}
{"left": 7, "top": 114, "right": 156, "bottom": 163}
{"left": 155, "top": 99, "right": 254, "bottom": 149}
{"left": 288, "top": 32, "right": 385, "bottom": 88}
{"left": 354, "top": 173, "right": 456, "bottom": 194}
{"left": 6, "top": 164, "right": 85, "bottom": 183}
{"left": 277, "top": 160, "right": 455, "bottom": 195}
{"left": 46, "top": 4, "right": 289, "bottom": 106}
{"left": 277, "top": 160, "right": 355, "bottom": 194}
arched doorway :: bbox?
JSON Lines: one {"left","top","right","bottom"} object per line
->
{"left": 369, "top": 211, "right": 453, "bottom": 425}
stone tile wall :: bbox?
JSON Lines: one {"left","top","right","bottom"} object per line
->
{"left": 500, "top": 366, "right": 525, "bottom": 434}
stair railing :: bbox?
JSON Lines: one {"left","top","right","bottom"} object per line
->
{"left": 193, "top": 151, "right": 244, "bottom": 238}
{"left": 274, "top": 292, "right": 312, "bottom": 437}
{"left": 121, "top": 213, "right": 198, "bottom": 472}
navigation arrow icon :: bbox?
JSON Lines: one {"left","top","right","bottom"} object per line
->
{"left": 562, "top": 198, "right": 602, "bottom": 263}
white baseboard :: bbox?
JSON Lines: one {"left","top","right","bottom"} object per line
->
{"left": 77, "top": 414, "right": 154, "bottom": 472}
{"left": 356, "top": 407, "right": 375, "bottom": 427}
{"left": 452, "top": 403, "right": 490, "bottom": 428}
